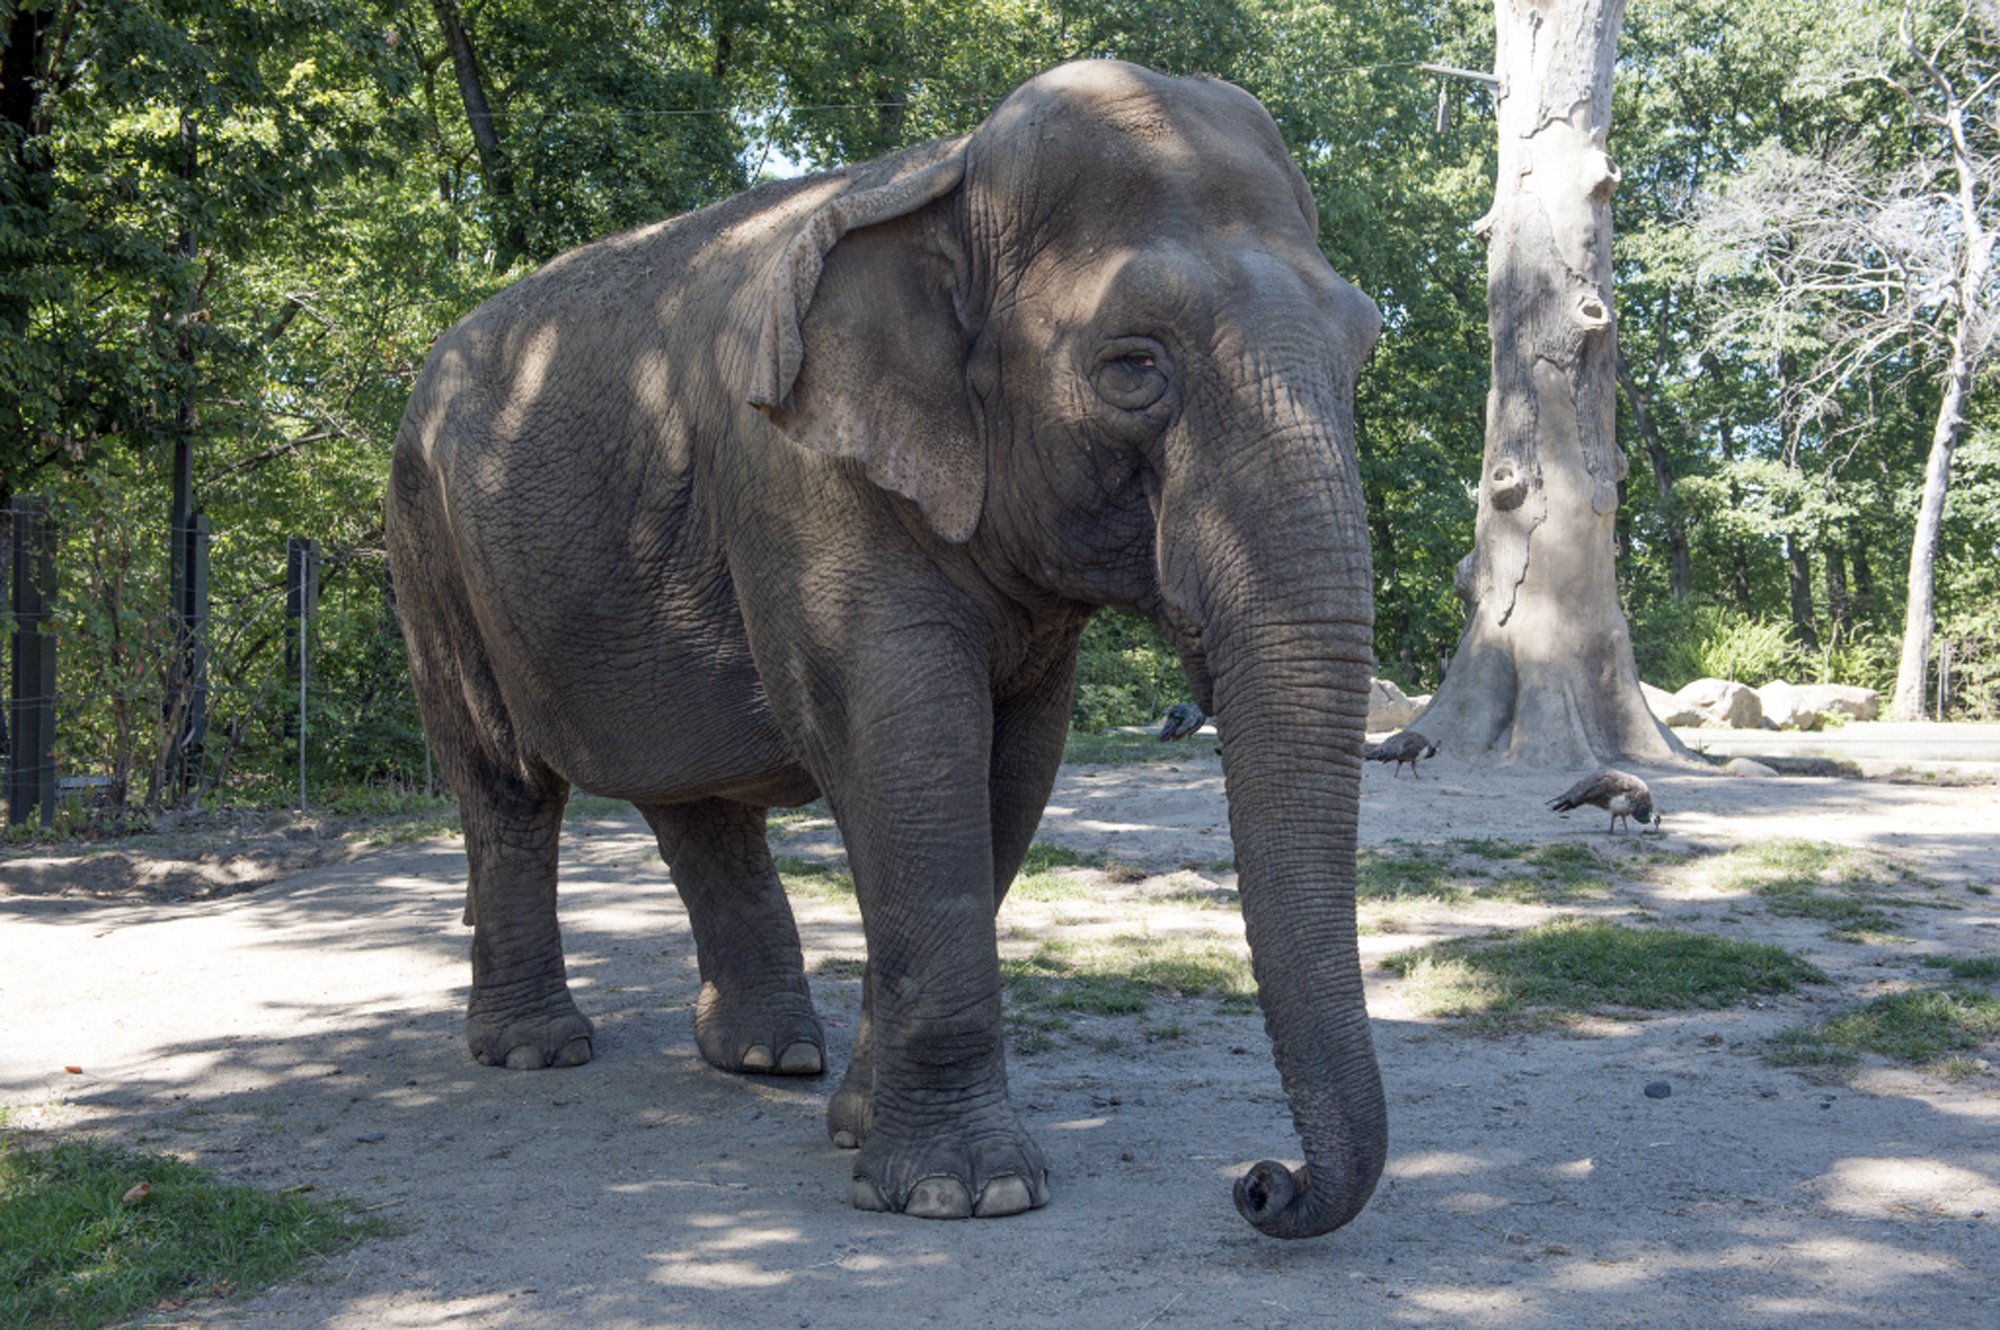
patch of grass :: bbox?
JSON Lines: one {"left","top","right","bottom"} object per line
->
{"left": 1383, "top": 918, "right": 1826, "bottom": 1028}
{"left": 1008, "top": 842, "right": 1105, "bottom": 902}
{"left": 1685, "top": 838, "right": 1949, "bottom": 941}
{"left": 0, "top": 1136, "right": 381, "bottom": 1330}
{"left": 767, "top": 801, "right": 831, "bottom": 829}
{"left": 1920, "top": 955, "right": 2000, "bottom": 983}
{"left": 1002, "top": 935, "right": 1258, "bottom": 1046}
{"left": 1767, "top": 989, "right": 2000, "bottom": 1069}
{"left": 1450, "top": 838, "right": 1530, "bottom": 862}
{"left": 1969, "top": 884, "right": 1993, "bottom": 896}
{"left": 1061, "top": 730, "right": 1188, "bottom": 765}
{"left": 811, "top": 956, "right": 867, "bottom": 980}
{"left": 1357, "top": 844, "right": 1466, "bottom": 902}
{"left": 773, "top": 854, "right": 854, "bottom": 900}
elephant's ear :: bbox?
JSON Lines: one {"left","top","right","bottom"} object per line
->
{"left": 749, "top": 142, "right": 985, "bottom": 544}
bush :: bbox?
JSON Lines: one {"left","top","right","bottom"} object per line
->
{"left": 1644, "top": 603, "right": 1805, "bottom": 691}
{"left": 1070, "top": 610, "right": 1188, "bottom": 732}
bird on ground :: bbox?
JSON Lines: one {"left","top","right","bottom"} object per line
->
{"left": 1157, "top": 701, "right": 1208, "bottom": 742}
{"left": 1547, "top": 769, "right": 1662, "bottom": 835}
{"left": 1362, "top": 729, "right": 1439, "bottom": 778}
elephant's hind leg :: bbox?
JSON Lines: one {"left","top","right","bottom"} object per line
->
{"left": 459, "top": 768, "right": 594, "bottom": 1069}
{"left": 390, "top": 466, "right": 592, "bottom": 1071}
{"left": 643, "top": 799, "right": 825, "bottom": 1075}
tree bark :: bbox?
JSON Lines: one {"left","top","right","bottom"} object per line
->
{"left": 1416, "top": 0, "right": 1681, "bottom": 766}
{"left": 1824, "top": 540, "right": 1850, "bottom": 638}
{"left": 432, "top": 0, "right": 526, "bottom": 270}
{"left": 1889, "top": 50, "right": 1993, "bottom": 719}
{"left": 1614, "top": 349, "right": 1690, "bottom": 601}
{"left": 1784, "top": 532, "right": 1818, "bottom": 652}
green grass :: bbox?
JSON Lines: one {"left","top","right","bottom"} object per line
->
{"left": 1002, "top": 935, "right": 1258, "bottom": 1049}
{"left": 1684, "top": 838, "right": 1950, "bottom": 942}
{"left": 1356, "top": 840, "right": 1613, "bottom": 907}
{"left": 811, "top": 956, "right": 867, "bottom": 980}
{"left": 1383, "top": 918, "right": 1826, "bottom": 1029}
{"left": 1061, "top": 730, "right": 1190, "bottom": 765}
{"left": 0, "top": 1136, "right": 380, "bottom": 1330}
{"left": 1768, "top": 989, "right": 2000, "bottom": 1069}
{"left": 1920, "top": 955, "right": 2000, "bottom": 983}
{"left": 1009, "top": 842, "right": 1107, "bottom": 901}
{"left": 773, "top": 854, "right": 855, "bottom": 900}
{"left": 1357, "top": 844, "right": 1465, "bottom": 902}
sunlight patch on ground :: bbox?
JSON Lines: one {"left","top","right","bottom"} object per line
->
{"left": 1814, "top": 1156, "right": 2000, "bottom": 1219}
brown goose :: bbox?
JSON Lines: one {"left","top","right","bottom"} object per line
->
{"left": 1548, "top": 769, "right": 1661, "bottom": 834}
{"left": 1363, "top": 729, "right": 1438, "bottom": 778}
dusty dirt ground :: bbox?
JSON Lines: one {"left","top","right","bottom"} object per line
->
{"left": 3, "top": 753, "right": 1998, "bottom": 1329}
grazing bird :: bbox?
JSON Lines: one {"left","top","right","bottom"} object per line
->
{"left": 1362, "top": 729, "right": 1438, "bottom": 778}
{"left": 1548, "top": 769, "right": 1662, "bottom": 835}
{"left": 1157, "top": 701, "right": 1208, "bottom": 742}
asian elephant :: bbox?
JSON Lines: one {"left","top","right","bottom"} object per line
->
{"left": 386, "top": 59, "right": 1384, "bottom": 1238}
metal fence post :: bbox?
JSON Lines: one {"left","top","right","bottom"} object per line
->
{"left": 287, "top": 538, "right": 319, "bottom": 809}
{"left": 8, "top": 497, "right": 57, "bottom": 827}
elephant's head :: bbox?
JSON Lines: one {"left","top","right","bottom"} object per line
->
{"left": 752, "top": 60, "right": 1384, "bottom": 1239}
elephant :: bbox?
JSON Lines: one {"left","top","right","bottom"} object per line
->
{"left": 386, "top": 58, "right": 1384, "bottom": 1238}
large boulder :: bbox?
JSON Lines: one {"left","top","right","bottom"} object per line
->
{"left": 1795, "top": 683, "right": 1879, "bottom": 722}
{"left": 1368, "top": 678, "right": 1426, "bottom": 732}
{"left": 1756, "top": 681, "right": 1824, "bottom": 731}
{"left": 1676, "top": 677, "right": 1765, "bottom": 729}
{"left": 1643, "top": 681, "right": 1705, "bottom": 727}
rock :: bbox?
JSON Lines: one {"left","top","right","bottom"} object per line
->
{"left": 1756, "top": 681, "right": 1825, "bottom": 731}
{"left": 1643, "top": 681, "right": 1705, "bottom": 727}
{"left": 1368, "top": 677, "right": 1425, "bottom": 732}
{"left": 355, "top": 1130, "right": 387, "bottom": 1143}
{"left": 1795, "top": 683, "right": 1879, "bottom": 722}
{"left": 1676, "top": 677, "right": 1764, "bottom": 729}
{"left": 1643, "top": 1080, "right": 1672, "bottom": 1099}
{"left": 1725, "top": 757, "right": 1778, "bottom": 777}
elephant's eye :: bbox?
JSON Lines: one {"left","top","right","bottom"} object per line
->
{"left": 1092, "top": 338, "right": 1171, "bottom": 416}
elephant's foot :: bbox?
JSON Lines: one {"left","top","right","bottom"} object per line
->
{"left": 827, "top": 1072, "right": 872, "bottom": 1149}
{"left": 850, "top": 1107, "right": 1050, "bottom": 1219}
{"left": 694, "top": 981, "right": 825, "bottom": 1075}
{"left": 467, "top": 993, "right": 594, "bottom": 1070}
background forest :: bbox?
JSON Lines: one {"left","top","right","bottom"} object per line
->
{"left": 3, "top": 0, "right": 1997, "bottom": 814}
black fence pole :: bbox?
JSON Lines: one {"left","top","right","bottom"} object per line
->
{"left": 287, "top": 538, "right": 319, "bottom": 810}
{"left": 8, "top": 496, "right": 57, "bottom": 827}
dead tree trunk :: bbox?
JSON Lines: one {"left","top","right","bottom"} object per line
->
{"left": 1416, "top": 0, "right": 1681, "bottom": 766}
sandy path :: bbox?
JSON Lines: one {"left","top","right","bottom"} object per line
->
{"left": 2, "top": 755, "right": 1996, "bottom": 1328}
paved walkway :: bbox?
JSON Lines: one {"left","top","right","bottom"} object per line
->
{"left": 1671, "top": 721, "right": 2000, "bottom": 777}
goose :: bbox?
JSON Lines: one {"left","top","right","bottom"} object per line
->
{"left": 1548, "top": 769, "right": 1662, "bottom": 835}
{"left": 1362, "top": 729, "right": 1438, "bottom": 778}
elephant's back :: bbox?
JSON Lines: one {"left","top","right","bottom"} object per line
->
{"left": 390, "top": 175, "right": 860, "bottom": 802}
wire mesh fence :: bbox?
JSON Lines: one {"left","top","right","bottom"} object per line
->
{"left": 4, "top": 504, "right": 433, "bottom": 832}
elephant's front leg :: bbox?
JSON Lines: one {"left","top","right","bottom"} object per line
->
{"left": 828, "top": 676, "right": 1050, "bottom": 1220}
{"left": 826, "top": 645, "right": 1078, "bottom": 1155}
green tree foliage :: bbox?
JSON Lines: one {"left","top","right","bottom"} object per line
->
{"left": 3, "top": 0, "right": 1996, "bottom": 819}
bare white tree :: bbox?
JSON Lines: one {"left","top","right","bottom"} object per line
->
{"left": 1695, "top": 0, "right": 2000, "bottom": 719}
{"left": 1414, "top": 0, "right": 1684, "bottom": 766}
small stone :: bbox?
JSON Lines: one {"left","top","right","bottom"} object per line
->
{"left": 355, "top": 1131, "right": 386, "bottom": 1143}
{"left": 1643, "top": 1080, "right": 1672, "bottom": 1099}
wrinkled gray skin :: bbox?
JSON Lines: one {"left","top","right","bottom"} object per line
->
{"left": 387, "top": 60, "right": 1383, "bottom": 1238}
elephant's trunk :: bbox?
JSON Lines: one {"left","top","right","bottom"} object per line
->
{"left": 1164, "top": 418, "right": 1385, "bottom": 1239}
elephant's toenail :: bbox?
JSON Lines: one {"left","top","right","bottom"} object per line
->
{"left": 906, "top": 1176, "right": 973, "bottom": 1219}
{"left": 777, "top": 1041, "right": 823, "bottom": 1074}
{"left": 740, "top": 1044, "right": 774, "bottom": 1071}
{"left": 851, "top": 1177, "right": 889, "bottom": 1211}
{"left": 973, "top": 1175, "right": 1038, "bottom": 1217}
{"left": 555, "top": 1037, "right": 592, "bottom": 1067}
{"left": 503, "top": 1046, "right": 543, "bottom": 1070}
{"left": 831, "top": 1129, "right": 860, "bottom": 1150}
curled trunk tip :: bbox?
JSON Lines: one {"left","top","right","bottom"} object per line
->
{"left": 1233, "top": 1150, "right": 1380, "bottom": 1239}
